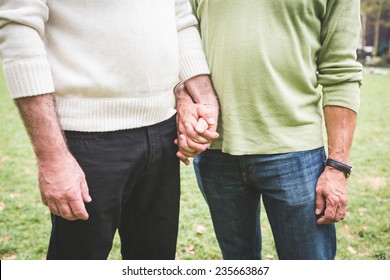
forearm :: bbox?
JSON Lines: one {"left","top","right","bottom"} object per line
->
{"left": 315, "top": 105, "right": 356, "bottom": 224}
{"left": 324, "top": 105, "right": 357, "bottom": 164}
{"left": 15, "top": 93, "right": 69, "bottom": 162}
{"left": 184, "top": 75, "right": 219, "bottom": 106}
{"left": 15, "top": 93, "right": 91, "bottom": 220}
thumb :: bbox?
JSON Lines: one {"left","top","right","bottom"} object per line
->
{"left": 195, "top": 117, "right": 209, "bottom": 134}
{"left": 197, "top": 106, "right": 216, "bottom": 127}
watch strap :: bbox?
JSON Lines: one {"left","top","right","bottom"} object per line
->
{"left": 325, "top": 158, "right": 352, "bottom": 178}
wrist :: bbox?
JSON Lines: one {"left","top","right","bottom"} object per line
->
{"left": 325, "top": 158, "right": 352, "bottom": 178}
{"left": 184, "top": 75, "right": 218, "bottom": 105}
{"left": 34, "top": 140, "right": 70, "bottom": 163}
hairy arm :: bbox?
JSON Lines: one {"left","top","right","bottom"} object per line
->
{"left": 16, "top": 94, "right": 91, "bottom": 220}
{"left": 315, "top": 106, "right": 356, "bottom": 224}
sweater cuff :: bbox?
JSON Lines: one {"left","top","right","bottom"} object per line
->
{"left": 179, "top": 50, "right": 210, "bottom": 82}
{"left": 322, "top": 82, "right": 361, "bottom": 113}
{"left": 3, "top": 58, "right": 55, "bottom": 99}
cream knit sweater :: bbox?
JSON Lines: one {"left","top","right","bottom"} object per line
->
{"left": 0, "top": 0, "right": 210, "bottom": 131}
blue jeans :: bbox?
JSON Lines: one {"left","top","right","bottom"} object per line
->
{"left": 194, "top": 148, "right": 336, "bottom": 260}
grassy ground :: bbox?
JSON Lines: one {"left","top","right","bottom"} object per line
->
{"left": 0, "top": 68, "right": 389, "bottom": 260}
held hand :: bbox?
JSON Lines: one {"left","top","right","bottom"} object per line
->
{"left": 175, "top": 84, "right": 219, "bottom": 141}
{"left": 174, "top": 135, "right": 200, "bottom": 166}
{"left": 38, "top": 153, "right": 92, "bottom": 221}
{"left": 175, "top": 84, "right": 219, "bottom": 164}
{"left": 175, "top": 117, "right": 215, "bottom": 165}
{"left": 315, "top": 167, "right": 348, "bottom": 224}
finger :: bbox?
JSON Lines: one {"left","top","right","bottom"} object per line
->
{"left": 69, "top": 199, "right": 89, "bottom": 220}
{"left": 57, "top": 202, "right": 78, "bottom": 221}
{"left": 334, "top": 205, "right": 345, "bottom": 222}
{"left": 180, "top": 132, "right": 210, "bottom": 152}
{"left": 334, "top": 198, "right": 347, "bottom": 222}
{"left": 47, "top": 201, "right": 60, "bottom": 217}
{"left": 195, "top": 117, "right": 209, "bottom": 134}
{"left": 185, "top": 123, "right": 209, "bottom": 144}
{"left": 197, "top": 106, "right": 217, "bottom": 129}
{"left": 176, "top": 151, "right": 190, "bottom": 166}
{"left": 178, "top": 134, "right": 199, "bottom": 154}
{"left": 41, "top": 193, "right": 48, "bottom": 206}
{"left": 318, "top": 198, "right": 337, "bottom": 224}
{"left": 185, "top": 135, "right": 210, "bottom": 153}
{"left": 324, "top": 206, "right": 336, "bottom": 224}
{"left": 80, "top": 178, "right": 92, "bottom": 203}
{"left": 199, "top": 129, "right": 219, "bottom": 141}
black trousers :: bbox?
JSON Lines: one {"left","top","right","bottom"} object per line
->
{"left": 47, "top": 116, "right": 180, "bottom": 260}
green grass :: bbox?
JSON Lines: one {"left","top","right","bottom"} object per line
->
{"left": 0, "top": 68, "right": 389, "bottom": 260}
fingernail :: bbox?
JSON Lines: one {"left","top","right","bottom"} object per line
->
{"left": 208, "top": 118, "right": 215, "bottom": 125}
{"left": 315, "top": 209, "right": 321, "bottom": 215}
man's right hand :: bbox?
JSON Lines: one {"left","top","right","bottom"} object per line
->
{"left": 15, "top": 93, "right": 91, "bottom": 221}
{"left": 38, "top": 153, "right": 91, "bottom": 221}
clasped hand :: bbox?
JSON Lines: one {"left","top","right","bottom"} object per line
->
{"left": 174, "top": 84, "right": 219, "bottom": 165}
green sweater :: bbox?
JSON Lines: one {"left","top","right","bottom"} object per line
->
{"left": 190, "top": 0, "right": 362, "bottom": 155}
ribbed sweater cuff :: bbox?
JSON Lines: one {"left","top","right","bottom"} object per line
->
{"left": 179, "top": 50, "right": 210, "bottom": 82}
{"left": 3, "top": 58, "right": 55, "bottom": 99}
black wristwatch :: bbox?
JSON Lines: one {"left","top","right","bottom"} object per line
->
{"left": 325, "top": 158, "right": 352, "bottom": 178}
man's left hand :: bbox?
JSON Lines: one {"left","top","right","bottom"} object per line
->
{"left": 315, "top": 167, "right": 348, "bottom": 224}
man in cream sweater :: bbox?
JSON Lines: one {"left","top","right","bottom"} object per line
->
{"left": 0, "top": 0, "right": 218, "bottom": 259}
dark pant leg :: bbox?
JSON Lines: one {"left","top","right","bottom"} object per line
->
{"left": 47, "top": 128, "right": 149, "bottom": 260}
{"left": 119, "top": 116, "right": 180, "bottom": 260}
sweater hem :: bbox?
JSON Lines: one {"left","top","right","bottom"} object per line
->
{"left": 55, "top": 91, "right": 176, "bottom": 132}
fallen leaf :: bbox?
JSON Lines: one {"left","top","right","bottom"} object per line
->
{"left": 3, "top": 254, "right": 17, "bottom": 260}
{"left": 0, "top": 201, "right": 5, "bottom": 213}
{"left": 196, "top": 224, "right": 206, "bottom": 234}
{"left": 186, "top": 244, "right": 195, "bottom": 256}
{"left": 347, "top": 247, "right": 357, "bottom": 254}
{"left": 9, "top": 193, "right": 19, "bottom": 199}
{"left": 0, "top": 236, "right": 10, "bottom": 242}
{"left": 1, "top": 156, "right": 11, "bottom": 162}
{"left": 358, "top": 208, "right": 367, "bottom": 216}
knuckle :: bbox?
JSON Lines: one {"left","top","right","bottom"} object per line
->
{"left": 340, "top": 197, "right": 348, "bottom": 205}
{"left": 64, "top": 215, "right": 77, "bottom": 221}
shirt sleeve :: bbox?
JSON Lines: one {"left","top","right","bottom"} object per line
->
{"left": 0, "top": 0, "right": 54, "bottom": 99}
{"left": 317, "top": 0, "right": 363, "bottom": 113}
{"left": 175, "top": 0, "right": 209, "bottom": 82}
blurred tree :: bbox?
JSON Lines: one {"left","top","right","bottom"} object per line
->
{"left": 361, "top": 0, "right": 390, "bottom": 56}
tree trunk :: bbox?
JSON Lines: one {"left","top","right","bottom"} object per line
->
{"left": 373, "top": 1, "right": 384, "bottom": 56}
{"left": 360, "top": 13, "right": 367, "bottom": 49}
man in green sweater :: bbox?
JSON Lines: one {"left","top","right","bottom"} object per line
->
{"left": 176, "top": 0, "right": 362, "bottom": 259}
